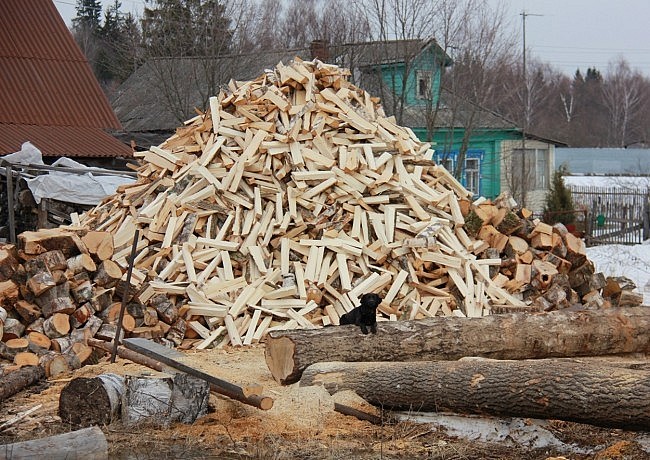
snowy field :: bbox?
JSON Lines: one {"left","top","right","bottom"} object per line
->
{"left": 586, "top": 242, "right": 650, "bottom": 303}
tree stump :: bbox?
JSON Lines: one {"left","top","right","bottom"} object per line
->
{"left": 59, "top": 373, "right": 125, "bottom": 427}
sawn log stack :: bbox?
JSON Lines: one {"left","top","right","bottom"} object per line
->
{"left": 0, "top": 58, "right": 644, "bottom": 377}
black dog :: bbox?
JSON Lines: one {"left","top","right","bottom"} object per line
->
{"left": 339, "top": 293, "right": 382, "bottom": 334}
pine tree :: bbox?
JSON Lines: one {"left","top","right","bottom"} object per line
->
{"left": 72, "top": 0, "right": 103, "bottom": 78}
{"left": 96, "top": 1, "right": 141, "bottom": 87}
{"left": 141, "top": 0, "right": 232, "bottom": 57}
{"left": 543, "top": 165, "right": 575, "bottom": 226}
{"left": 73, "top": 0, "right": 102, "bottom": 31}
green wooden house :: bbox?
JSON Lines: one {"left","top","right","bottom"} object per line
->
{"left": 332, "top": 38, "right": 559, "bottom": 212}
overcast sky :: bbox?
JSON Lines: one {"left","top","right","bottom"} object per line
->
{"left": 53, "top": 0, "right": 650, "bottom": 77}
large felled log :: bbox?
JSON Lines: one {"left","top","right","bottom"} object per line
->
{"left": 265, "top": 307, "right": 650, "bottom": 384}
{"left": 0, "top": 426, "right": 107, "bottom": 460}
{"left": 300, "top": 358, "right": 650, "bottom": 431}
{"left": 0, "top": 365, "right": 46, "bottom": 402}
{"left": 59, "top": 373, "right": 125, "bottom": 426}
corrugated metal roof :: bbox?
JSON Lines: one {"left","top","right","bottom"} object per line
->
{"left": 0, "top": 0, "right": 128, "bottom": 158}
{"left": 0, "top": 125, "right": 132, "bottom": 158}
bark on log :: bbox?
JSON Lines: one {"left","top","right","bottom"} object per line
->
{"left": 59, "top": 373, "right": 125, "bottom": 426}
{"left": 121, "top": 372, "right": 209, "bottom": 427}
{"left": 0, "top": 426, "right": 108, "bottom": 460}
{"left": 300, "top": 358, "right": 650, "bottom": 431}
{"left": 266, "top": 307, "right": 650, "bottom": 384}
{"left": 94, "top": 260, "right": 122, "bottom": 288}
{"left": 67, "top": 253, "right": 97, "bottom": 274}
{"left": 0, "top": 365, "right": 46, "bottom": 402}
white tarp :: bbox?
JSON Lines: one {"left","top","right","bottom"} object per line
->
{"left": 3, "top": 142, "right": 135, "bottom": 205}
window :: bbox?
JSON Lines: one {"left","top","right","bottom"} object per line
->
{"left": 465, "top": 158, "right": 480, "bottom": 195}
{"left": 511, "top": 148, "right": 550, "bottom": 190}
{"left": 416, "top": 70, "right": 432, "bottom": 99}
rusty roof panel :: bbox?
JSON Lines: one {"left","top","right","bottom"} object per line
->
{"left": 0, "top": 0, "right": 122, "bottom": 131}
{"left": 0, "top": 125, "right": 133, "bottom": 158}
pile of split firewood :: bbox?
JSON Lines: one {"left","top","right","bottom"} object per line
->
{"left": 0, "top": 58, "right": 645, "bottom": 378}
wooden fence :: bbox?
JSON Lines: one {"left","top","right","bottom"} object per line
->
{"left": 569, "top": 185, "right": 650, "bottom": 246}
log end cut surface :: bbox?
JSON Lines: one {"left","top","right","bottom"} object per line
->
{"left": 59, "top": 377, "right": 115, "bottom": 427}
{"left": 264, "top": 336, "right": 297, "bottom": 385}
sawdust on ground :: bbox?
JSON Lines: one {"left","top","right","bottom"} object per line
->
{"left": 1, "top": 345, "right": 649, "bottom": 459}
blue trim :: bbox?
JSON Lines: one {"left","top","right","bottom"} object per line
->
{"left": 434, "top": 149, "right": 485, "bottom": 196}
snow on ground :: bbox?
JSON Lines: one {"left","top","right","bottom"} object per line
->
{"left": 564, "top": 176, "right": 650, "bottom": 189}
{"left": 586, "top": 241, "right": 650, "bottom": 303}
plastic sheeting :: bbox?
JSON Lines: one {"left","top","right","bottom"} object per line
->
{"left": 3, "top": 142, "right": 135, "bottom": 205}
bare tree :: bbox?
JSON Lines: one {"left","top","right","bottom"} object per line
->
{"left": 602, "top": 58, "right": 645, "bottom": 147}
{"left": 433, "top": 0, "right": 518, "bottom": 187}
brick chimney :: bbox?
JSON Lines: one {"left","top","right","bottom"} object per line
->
{"left": 310, "top": 40, "right": 330, "bottom": 62}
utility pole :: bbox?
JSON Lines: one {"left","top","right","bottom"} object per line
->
{"left": 519, "top": 10, "right": 542, "bottom": 207}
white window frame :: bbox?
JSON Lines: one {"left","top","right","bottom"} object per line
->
{"left": 416, "top": 70, "right": 432, "bottom": 99}
{"left": 512, "top": 148, "right": 550, "bottom": 191}
{"left": 465, "top": 157, "right": 480, "bottom": 195}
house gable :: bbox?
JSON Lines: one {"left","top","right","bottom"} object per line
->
{"left": 0, "top": 0, "right": 131, "bottom": 159}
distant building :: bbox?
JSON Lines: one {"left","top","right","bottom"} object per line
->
{"left": 555, "top": 148, "right": 650, "bottom": 176}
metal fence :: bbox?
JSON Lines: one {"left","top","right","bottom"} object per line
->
{"left": 569, "top": 185, "right": 650, "bottom": 246}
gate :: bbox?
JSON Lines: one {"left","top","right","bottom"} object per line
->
{"left": 570, "top": 185, "right": 650, "bottom": 246}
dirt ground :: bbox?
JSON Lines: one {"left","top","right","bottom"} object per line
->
{"left": 1, "top": 344, "right": 650, "bottom": 460}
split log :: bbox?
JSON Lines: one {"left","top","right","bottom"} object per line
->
{"left": 59, "top": 373, "right": 125, "bottom": 426}
{"left": 149, "top": 294, "right": 178, "bottom": 324}
{"left": 14, "top": 300, "right": 41, "bottom": 324}
{"left": 81, "top": 231, "right": 114, "bottom": 261}
{"left": 71, "top": 279, "right": 94, "bottom": 304}
{"left": 36, "top": 249, "right": 68, "bottom": 272}
{"left": 0, "top": 426, "right": 107, "bottom": 460}
{"left": 70, "top": 303, "right": 95, "bottom": 328}
{"left": 300, "top": 358, "right": 650, "bottom": 431}
{"left": 67, "top": 253, "right": 97, "bottom": 274}
{"left": 0, "top": 365, "right": 46, "bottom": 402}
{"left": 0, "top": 279, "right": 20, "bottom": 306}
{"left": 18, "top": 228, "right": 86, "bottom": 257}
{"left": 265, "top": 307, "right": 650, "bottom": 384}
{"left": 3, "top": 317, "right": 25, "bottom": 340}
{"left": 93, "top": 259, "right": 122, "bottom": 288}
{"left": 26, "top": 271, "right": 56, "bottom": 296}
{"left": 0, "top": 246, "right": 19, "bottom": 281}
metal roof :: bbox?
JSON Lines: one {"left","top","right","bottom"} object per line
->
{"left": 0, "top": 0, "right": 131, "bottom": 158}
{"left": 0, "top": 125, "right": 132, "bottom": 158}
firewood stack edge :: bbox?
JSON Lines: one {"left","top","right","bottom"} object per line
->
{"left": 0, "top": 58, "right": 644, "bottom": 377}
